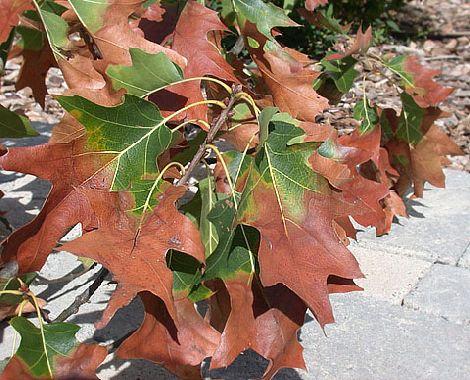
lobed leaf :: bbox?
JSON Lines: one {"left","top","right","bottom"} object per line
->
{"left": 58, "top": 94, "right": 173, "bottom": 213}
{"left": 0, "top": 106, "right": 39, "bottom": 138}
{"left": 107, "top": 48, "right": 184, "bottom": 98}
{"left": 9, "top": 317, "right": 79, "bottom": 378}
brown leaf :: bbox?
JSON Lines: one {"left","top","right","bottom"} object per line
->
{"left": 248, "top": 30, "right": 328, "bottom": 123}
{"left": 15, "top": 45, "right": 57, "bottom": 108}
{"left": 403, "top": 56, "right": 454, "bottom": 108}
{"left": 310, "top": 128, "right": 390, "bottom": 231}
{"left": 409, "top": 124, "right": 462, "bottom": 197}
{"left": 61, "top": 186, "right": 206, "bottom": 328}
{"left": 54, "top": 343, "right": 108, "bottom": 379}
{"left": 117, "top": 291, "right": 219, "bottom": 379}
{"left": 327, "top": 26, "right": 372, "bottom": 60}
{"left": 240, "top": 184, "right": 365, "bottom": 327}
{"left": 208, "top": 277, "right": 307, "bottom": 379}
{"left": 0, "top": 134, "right": 110, "bottom": 273}
{"left": 0, "top": 0, "right": 33, "bottom": 43}
{"left": 138, "top": 1, "right": 182, "bottom": 45}
{"left": 383, "top": 110, "right": 462, "bottom": 197}
{"left": 168, "top": 0, "right": 237, "bottom": 122}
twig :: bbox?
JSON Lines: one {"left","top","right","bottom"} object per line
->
{"left": 427, "top": 31, "right": 470, "bottom": 39}
{"left": 423, "top": 55, "right": 463, "bottom": 61}
{"left": 176, "top": 84, "right": 242, "bottom": 186}
{"left": 53, "top": 267, "right": 109, "bottom": 323}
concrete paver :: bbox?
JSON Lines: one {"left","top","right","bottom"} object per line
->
{"left": 300, "top": 293, "right": 470, "bottom": 380}
{"left": 403, "top": 264, "right": 470, "bottom": 325}
{"left": 356, "top": 209, "right": 470, "bottom": 265}
{"left": 458, "top": 244, "right": 470, "bottom": 269}
{"left": 350, "top": 245, "right": 432, "bottom": 304}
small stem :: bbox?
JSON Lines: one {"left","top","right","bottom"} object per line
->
{"left": 11, "top": 299, "right": 28, "bottom": 357}
{"left": 171, "top": 119, "right": 210, "bottom": 132}
{"left": 140, "top": 77, "right": 233, "bottom": 97}
{"left": 28, "top": 291, "right": 53, "bottom": 377}
{"left": 171, "top": 77, "right": 233, "bottom": 95}
{"left": 177, "top": 85, "right": 243, "bottom": 186}
{"left": 236, "top": 93, "right": 261, "bottom": 117}
{"left": 137, "top": 161, "right": 186, "bottom": 219}
{"left": 0, "top": 290, "right": 23, "bottom": 296}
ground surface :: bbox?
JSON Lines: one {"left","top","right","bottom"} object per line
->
{"left": 0, "top": 125, "right": 469, "bottom": 379}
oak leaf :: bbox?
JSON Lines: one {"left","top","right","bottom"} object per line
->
{"left": 250, "top": 39, "right": 329, "bottom": 123}
{"left": 0, "top": 0, "right": 33, "bottom": 43}
{"left": 1, "top": 343, "right": 107, "bottom": 380}
{"left": 60, "top": 185, "right": 206, "bottom": 328}
{"left": 117, "top": 291, "right": 220, "bottom": 379}
{"left": 384, "top": 55, "right": 453, "bottom": 108}
{"left": 168, "top": 0, "right": 237, "bottom": 122}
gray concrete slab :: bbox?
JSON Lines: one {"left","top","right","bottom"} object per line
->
{"left": 403, "top": 264, "right": 470, "bottom": 325}
{"left": 458, "top": 244, "right": 470, "bottom": 269}
{"left": 299, "top": 293, "right": 470, "bottom": 380}
{"left": 356, "top": 169, "right": 470, "bottom": 265}
{"left": 350, "top": 245, "right": 432, "bottom": 304}
{"left": 440, "top": 169, "right": 470, "bottom": 190}
{"left": 356, "top": 212, "right": 470, "bottom": 265}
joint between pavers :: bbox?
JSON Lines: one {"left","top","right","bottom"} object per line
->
{"left": 399, "top": 263, "right": 434, "bottom": 307}
{"left": 456, "top": 241, "right": 470, "bottom": 268}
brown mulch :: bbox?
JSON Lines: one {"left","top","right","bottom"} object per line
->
{"left": 326, "top": 0, "right": 469, "bottom": 170}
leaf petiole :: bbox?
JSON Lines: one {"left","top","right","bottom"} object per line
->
{"left": 27, "top": 290, "right": 53, "bottom": 378}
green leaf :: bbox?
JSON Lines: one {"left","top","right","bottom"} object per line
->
{"left": 33, "top": 0, "right": 69, "bottom": 59}
{"left": 380, "top": 111, "right": 393, "bottom": 142}
{"left": 0, "top": 106, "right": 39, "bottom": 138}
{"left": 0, "top": 28, "right": 15, "bottom": 74}
{"left": 9, "top": 316, "right": 79, "bottom": 378}
{"left": 106, "top": 48, "right": 184, "bottom": 97}
{"left": 353, "top": 95, "right": 378, "bottom": 134}
{"left": 382, "top": 55, "right": 414, "bottom": 88}
{"left": 258, "top": 106, "right": 279, "bottom": 147}
{"left": 321, "top": 56, "right": 358, "bottom": 93}
{"left": 68, "top": 0, "right": 109, "bottom": 33}
{"left": 166, "top": 250, "right": 213, "bottom": 302}
{"left": 204, "top": 151, "right": 257, "bottom": 281}
{"left": 232, "top": 0, "right": 298, "bottom": 39}
{"left": 57, "top": 94, "right": 173, "bottom": 213}
{"left": 204, "top": 196, "right": 257, "bottom": 280}
{"left": 39, "top": 10, "right": 69, "bottom": 49}
{"left": 310, "top": 4, "right": 348, "bottom": 35}
{"left": 15, "top": 26, "right": 45, "bottom": 51}
{"left": 199, "top": 176, "right": 219, "bottom": 257}
{"left": 0, "top": 278, "right": 22, "bottom": 306}
{"left": 242, "top": 121, "right": 327, "bottom": 220}
{"left": 39, "top": 0, "right": 68, "bottom": 15}
{"left": 397, "top": 93, "right": 424, "bottom": 145}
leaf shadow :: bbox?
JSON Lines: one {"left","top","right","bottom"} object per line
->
{"left": 0, "top": 122, "right": 53, "bottom": 237}
{"left": 205, "top": 349, "right": 304, "bottom": 379}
